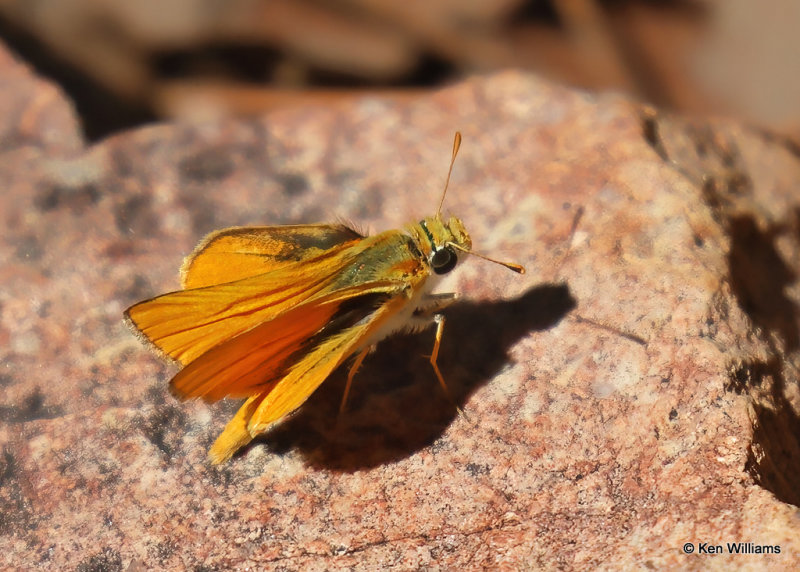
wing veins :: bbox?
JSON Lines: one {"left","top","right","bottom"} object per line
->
{"left": 169, "top": 280, "right": 406, "bottom": 401}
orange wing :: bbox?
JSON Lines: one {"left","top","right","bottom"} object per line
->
{"left": 168, "top": 281, "right": 403, "bottom": 401}
{"left": 124, "top": 237, "right": 371, "bottom": 365}
{"left": 180, "top": 224, "right": 364, "bottom": 289}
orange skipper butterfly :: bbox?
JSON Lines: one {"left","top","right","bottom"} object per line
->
{"left": 125, "top": 133, "right": 524, "bottom": 463}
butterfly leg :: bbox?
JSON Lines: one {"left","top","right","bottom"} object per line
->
{"left": 429, "top": 314, "right": 463, "bottom": 414}
{"left": 339, "top": 346, "right": 372, "bottom": 415}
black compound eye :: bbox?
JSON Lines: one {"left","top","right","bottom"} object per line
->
{"left": 430, "top": 246, "right": 457, "bottom": 274}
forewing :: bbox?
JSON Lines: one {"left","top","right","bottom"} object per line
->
{"left": 169, "top": 281, "right": 406, "bottom": 401}
{"left": 181, "top": 224, "right": 364, "bottom": 289}
{"left": 124, "top": 240, "right": 371, "bottom": 365}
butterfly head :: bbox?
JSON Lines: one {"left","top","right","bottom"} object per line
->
{"left": 415, "top": 131, "right": 524, "bottom": 276}
{"left": 415, "top": 215, "right": 473, "bottom": 275}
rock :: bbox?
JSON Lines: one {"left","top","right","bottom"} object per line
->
{"left": 2, "top": 39, "right": 799, "bottom": 569}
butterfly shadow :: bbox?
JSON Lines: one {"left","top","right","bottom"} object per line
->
{"left": 248, "top": 282, "right": 576, "bottom": 471}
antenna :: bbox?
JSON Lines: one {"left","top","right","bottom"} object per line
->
{"left": 437, "top": 131, "right": 462, "bottom": 215}
{"left": 449, "top": 242, "right": 526, "bottom": 274}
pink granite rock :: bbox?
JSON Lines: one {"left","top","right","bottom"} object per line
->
{"left": 1, "top": 41, "right": 799, "bottom": 569}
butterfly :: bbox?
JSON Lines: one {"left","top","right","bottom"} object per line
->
{"left": 125, "top": 132, "right": 524, "bottom": 463}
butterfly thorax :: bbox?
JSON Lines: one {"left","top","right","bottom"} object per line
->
{"left": 406, "top": 215, "right": 472, "bottom": 276}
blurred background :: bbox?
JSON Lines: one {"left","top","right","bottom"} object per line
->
{"left": 0, "top": 0, "right": 798, "bottom": 143}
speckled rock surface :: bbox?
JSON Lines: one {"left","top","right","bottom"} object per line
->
{"left": 2, "top": 41, "right": 800, "bottom": 570}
